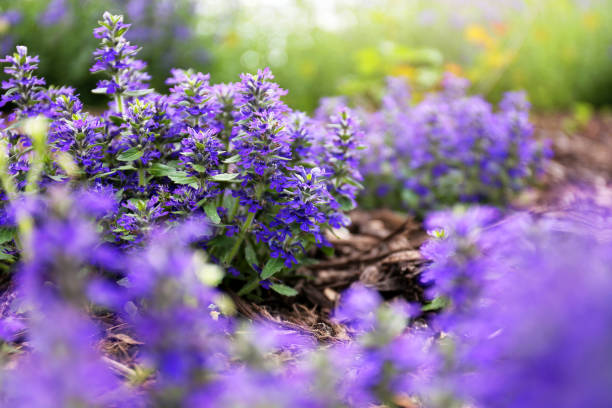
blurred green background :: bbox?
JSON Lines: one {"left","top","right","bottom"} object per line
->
{"left": 2, "top": 0, "right": 612, "bottom": 112}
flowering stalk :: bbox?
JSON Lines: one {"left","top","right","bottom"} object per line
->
{"left": 90, "top": 12, "right": 152, "bottom": 113}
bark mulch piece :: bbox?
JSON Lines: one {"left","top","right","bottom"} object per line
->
{"left": 232, "top": 209, "right": 429, "bottom": 342}
{"left": 521, "top": 113, "right": 612, "bottom": 211}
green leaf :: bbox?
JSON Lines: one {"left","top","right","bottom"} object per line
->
{"left": 346, "top": 177, "right": 365, "bottom": 190}
{"left": 337, "top": 195, "right": 355, "bottom": 211}
{"left": 0, "top": 247, "right": 14, "bottom": 262}
{"left": 270, "top": 283, "right": 298, "bottom": 297}
{"left": 210, "top": 173, "right": 239, "bottom": 182}
{"left": 244, "top": 243, "right": 258, "bottom": 269}
{"left": 260, "top": 257, "right": 285, "bottom": 280}
{"left": 117, "top": 147, "right": 143, "bottom": 162}
{"left": 168, "top": 172, "right": 196, "bottom": 185}
{"left": 47, "top": 174, "right": 68, "bottom": 182}
{"left": 203, "top": 201, "right": 221, "bottom": 224}
{"left": 238, "top": 277, "right": 261, "bottom": 296}
{"left": 0, "top": 228, "right": 16, "bottom": 245}
{"left": 320, "top": 245, "right": 334, "bottom": 257}
{"left": 108, "top": 115, "right": 125, "bottom": 126}
{"left": 191, "top": 164, "right": 209, "bottom": 173}
{"left": 149, "top": 163, "right": 178, "bottom": 177}
{"left": 124, "top": 88, "right": 155, "bottom": 97}
{"left": 421, "top": 296, "right": 449, "bottom": 312}
{"left": 91, "top": 87, "right": 108, "bottom": 94}
{"left": 222, "top": 154, "right": 241, "bottom": 164}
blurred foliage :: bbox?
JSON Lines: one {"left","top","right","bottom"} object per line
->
{"left": 0, "top": 0, "right": 213, "bottom": 105}
{"left": 2, "top": 0, "right": 612, "bottom": 111}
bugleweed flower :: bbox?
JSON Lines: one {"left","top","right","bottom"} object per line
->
{"left": 358, "top": 74, "right": 551, "bottom": 214}
{"left": 122, "top": 221, "right": 229, "bottom": 407}
{"left": 0, "top": 303, "right": 135, "bottom": 408}
{"left": 90, "top": 12, "right": 151, "bottom": 106}
{"left": 0, "top": 46, "right": 48, "bottom": 120}
{"left": 331, "top": 284, "right": 433, "bottom": 407}
{"left": 0, "top": 187, "right": 134, "bottom": 407}
{"left": 0, "top": 12, "right": 364, "bottom": 293}
{"left": 14, "top": 187, "right": 122, "bottom": 309}
{"left": 421, "top": 205, "right": 612, "bottom": 408}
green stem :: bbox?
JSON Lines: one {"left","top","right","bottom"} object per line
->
{"left": 226, "top": 195, "right": 239, "bottom": 223}
{"left": 115, "top": 94, "right": 125, "bottom": 115}
{"left": 138, "top": 168, "right": 146, "bottom": 187}
{"left": 224, "top": 210, "right": 256, "bottom": 266}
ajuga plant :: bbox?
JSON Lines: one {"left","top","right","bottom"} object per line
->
{"left": 0, "top": 184, "right": 429, "bottom": 408}
{"left": 419, "top": 204, "right": 612, "bottom": 408}
{"left": 359, "top": 74, "right": 551, "bottom": 215}
{"left": 0, "top": 12, "right": 363, "bottom": 295}
{"left": 2, "top": 184, "right": 612, "bottom": 407}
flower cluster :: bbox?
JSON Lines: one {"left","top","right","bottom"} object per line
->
{"left": 0, "top": 187, "right": 429, "bottom": 407}
{"left": 420, "top": 204, "right": 612, "bottom": 407}
{"left": 2, "top": 185, "right": 612, "bottom": 407}
{"left": 358, "top": 74, "right": 551, "bottom": 214}
{"left": 0, "top": 12, "right": 363, "bottom": 294}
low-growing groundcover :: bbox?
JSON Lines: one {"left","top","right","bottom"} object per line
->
{"left": 359, "top": 75, "right": 551, "bottom": 214}
{"left": 1, "top": 187, "right": 611, "bottom": 407}
{"left": 2, "top": 10, "right": 612, "bottom": 408}
{"left": 0, "top": 12, "right": 364, "bottom": 295}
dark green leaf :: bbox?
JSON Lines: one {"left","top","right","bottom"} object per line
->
{"left": 320, "top": 245, "right": 334, "bottom": 257}
{"left": 124, "top": 88, "right": 155, "bottom": 97}
{"left": 244, "top": 243, "right": 258, "bottom": 269}
{"left": 210, "top": 173, "right": 239, "bottom": 182}
{"left": 270, "top": 283, "right": 298, "bottom": 297}
{"left": 108, "top": 115, "right": 125, "bottom": 126}
{"left": 168, "top": 172, "right": 196, "bottom": 185}
{"left": 204, "top": 202, "right": 221, "bottom": 224}
{"left": 191, "top": 164, "right": 209, "bottom": 173}
{"left": 222, "top": 154, "right": 241, "bottom": 164}
{"left": 260, "top": 257, "right": 285, "bottom": 280}
{"left": 421, "top": 296, "right": 449, "bottom": 312}
{"left": 149, "top": 163, "right": 178, "bottom": 177}
{"left": 238, "top": 277, "right": 261, "bottom": 296}
{"left": 337, "top": 195, "right": 355, "bottom": 211}
{"left": 0, "top": 228, "right": 16, "bottom": 245}
{"left": 117, "top": 147, "right": 143, "bottom": 162}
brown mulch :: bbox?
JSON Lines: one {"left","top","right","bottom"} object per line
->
{"left": 230, "top": 209, "right": 429, "bottom": 342}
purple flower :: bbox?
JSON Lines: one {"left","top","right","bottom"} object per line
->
{"left": 358, "top": 73, "right": 550, "bottom": 213}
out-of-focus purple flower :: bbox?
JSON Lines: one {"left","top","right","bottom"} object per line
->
{"left": 358, "top": 73, "right": 550, "bottom": 214}
{"left": 1, "top": 303, "right": 136, "bottom": 407}
{"left": 39, "top": 0, "right": 68, "bottom": 26}
{"left": 422, "top": 204, "right": 612, "bottom": 408}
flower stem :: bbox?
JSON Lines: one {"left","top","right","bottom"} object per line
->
{"left": 224, "top": 210, "right": 256, "bottom": 266}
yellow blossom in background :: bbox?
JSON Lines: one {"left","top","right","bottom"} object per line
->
{"left": 484, "top": 49, "right": 513, "bottom": 68}
{"left": 390, "top": 64, "right": 416, "bottom": 80}
{"left": 534, "top": 28, "right": 549, "bottom": 43}
{"left": 465, "top": 24, "right": 496, "bottom": 49}
{"left": 223, "top": 31, "right": 239, "bottom": 47}
{"left": 444, "top": 63, "right": 463, "bottom": 77}
{"left": 299, "top": 60, "right": 316, "bottom": 78}
{"left": 582, "top": 12, "right": 601, "bottom": 31}
{"left": 0, "top": 17, "right": 10, "bottom": 35}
